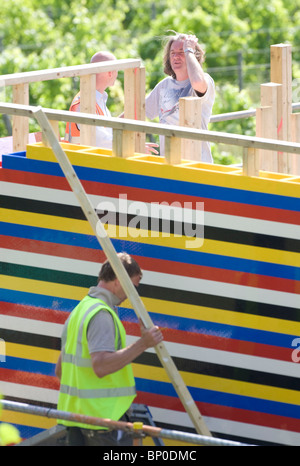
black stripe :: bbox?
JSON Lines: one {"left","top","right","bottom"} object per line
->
{"left": 1, "top": 328, "right": 60, "bottom": 350}
{"left": 0, "top": 195, "right": 85, "bottom": 220}
{"left": 2, "top": 194, "right": 299, "bottom": 252}
{"left": 138, "top": 283, "right": 300, "bottom": 322}
{"left": 2, "top": 262, "right": 300, "bottom": 322}
{"left": 136, "top": 351, "right": 300, "bottom": 392}
{"left": 3, "top": 326, "right": 299, "bottom": 393}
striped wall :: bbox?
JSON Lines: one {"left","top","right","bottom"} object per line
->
{"left": 1, "top": 142, "right": 300, "bottom": 445}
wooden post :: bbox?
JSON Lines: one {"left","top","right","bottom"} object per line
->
{"left": 179, "top": 97, "right": 202, "bottom": 161}
{"left": 291, "top": 113, "right": 300, "bottom": 175}
{"left": 134, "top": 66, "right": 146, "bottom": 153}
{"left": 123, "top": 68, "right": 136, "bottom": 157}
{"left": 270, "top": 44, "right": 293, "bottom": 173}
{"left": 112, "top": 128, "right": 124, "bottom": 157}
{"left": 257, "top": 83, "right": 281, "bottom": 172}
{"left": 165, "top": 136, "right": 181, "bottom": 165}
{"left": 243, "top": 147, "right": 259, "bottom": 177}
{"left": 80, "top": 73, "right": 96, "bottom": 146}
{"left": 12, "top": 83, "right": 29, "bottom": 152}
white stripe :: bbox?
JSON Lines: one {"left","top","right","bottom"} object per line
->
{"left": 126, "top": 336, "right": 299, "bottom": 378}
{"left": 1, "top": 315, "right": 62, "bottom": 338}
{"left": 143, "top": 270, "right": 300, "bottom": 309}
{"left": 1, "top": 248, "right": 101, "bottom": 276}
{"left": 149, "top": 407, "right": 300, "bottom": 446}
{"left": 2, "top": 248, "right": 299, "bottom": 310}
{"left": 2, "top": 181, "right": 300, "bottom": 239}
{"left": 0, "top": 382, "right": 59, "bottom": 405}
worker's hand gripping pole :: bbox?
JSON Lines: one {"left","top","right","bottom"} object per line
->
{"left": 33, "top": 107, "right": 211, "bottom": 437}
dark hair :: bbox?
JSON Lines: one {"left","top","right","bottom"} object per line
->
{"left": 97, "top": 252, "right": 142, "bottom": 283}
{"left": 163, "top": 32, "right": 205, "bottom": 79}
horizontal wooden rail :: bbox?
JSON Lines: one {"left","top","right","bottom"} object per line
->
{"left": 1, "top": 102, "right": 299, "bottom": 155}
{"left": 0, "top": 59, "right": 141, "bottom": 86}
{"left": 210, "top": 102, "right": 300, "bottom": 123}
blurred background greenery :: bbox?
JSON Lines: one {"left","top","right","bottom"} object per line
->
{"left": 0, "top": 0, "right": 299, "bottom": 163}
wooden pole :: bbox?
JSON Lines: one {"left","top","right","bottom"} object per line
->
{"left": 123, "top": 68, "right": 136, "bottom": 157}
{"left": 270, "top": 44, "right": 293, "bottom": 173}
{"left": 257, "top": 83, "right": 281, "bottom": 173}
{"left": 80, "top": 73, "right": 96, "bottom": 146}
{"left": 179, "top": 97, "right": 202, "bottom": 161}
{"left": 134, "top": 66, "right": 146, "bottom": 154}
{"left": 12, "top": 83, "right": 29, "bottom": 152}
{"left": 291, "top": 113, "right": 300, "bottom": 175}
{"left": 33, "top": 106, "right": 212, "bottom": 437}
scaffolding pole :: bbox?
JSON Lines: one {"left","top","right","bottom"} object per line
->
{"left": 1, "top": 400, "right": 255, "bottom": 447}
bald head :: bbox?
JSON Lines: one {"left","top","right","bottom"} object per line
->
{"left": 90, "top": 51, "right": 118, "bottom": 93}
{"left": 90, "top": 51, "right": 116, "bottom": 63}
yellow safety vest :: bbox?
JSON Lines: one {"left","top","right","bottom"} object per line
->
{"left": 57, "top": 295, "right": 136, "bottom": 429}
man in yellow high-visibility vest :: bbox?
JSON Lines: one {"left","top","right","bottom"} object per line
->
{"left": 55, "top": 252, "right": 163, "bottom": 446}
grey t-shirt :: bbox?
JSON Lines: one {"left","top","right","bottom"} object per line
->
{"left": 86, "top": 286, "right": 121, "bottom": 354}
{"left": 145, "top": 74, "right": 215, "bottom": 162}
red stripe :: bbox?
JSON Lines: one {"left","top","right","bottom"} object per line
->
{"left": 2, "top": 367, "right": 300, "bottom": 434}
{"left": 124, "top": 322, "right": 291, "bottom": 362}
{"left": 0, "top": 368, "right": 59, "bottom": 391}
{"left": 0, "top": 301, "right": 68, "bottom": 325}
{"left": 0, "top": 235, "right": 105, "bottom": 263}
{"left": 1, "top": 303, "right": 291, "bottom": 363}
{"left": 1, "top": 235, "right": 299, "bottom": 295}
{"left": 136, "top": 391, "right": 300, "bottom": 434}
{"left": 1, "top": 168, "right": 299, "bottom": 225}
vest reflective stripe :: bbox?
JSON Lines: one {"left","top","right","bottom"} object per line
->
{"left": 57, "top": 296, "right": 136, "bottom": 429}
{"left": 64, "top": 92, "right": 104, "bottom": 143}
{"left": 59, "top": 384, "right": 135, "bottom": 399}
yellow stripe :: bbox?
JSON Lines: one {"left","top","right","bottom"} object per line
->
{"left": 2, "top": 410, "right": 56, "bottom": 429}
{"left": 0, "top": 208, "right": 93, "bottom": 236}
{"left": 6, "top": 342, "right": 59, "bottom": 364}
{"left": 2, "top": 208, "right": 299, "bottom": 268}
{"left": 1, "top": 275, "right": 87, "bottom": 301}
{"left": 135, "top": 297, "right": 300, "bottom": 336}
{"left": 2, "top": 273, "right": 299, "bottom": 337}
{"left": 132, "top": 364, "right": 300, "bottom": 406}
{"left": 26, "top": 142, "right": 300, "bottom": 198}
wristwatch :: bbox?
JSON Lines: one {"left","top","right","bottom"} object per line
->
{"left": 184, "top": 47, "right": 194, "bottom": 54}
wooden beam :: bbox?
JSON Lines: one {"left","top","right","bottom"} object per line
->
{"left": 179, "top": 97, "right": 202, "bottom": 161}
{"left": 122, "top": 68, "right": 136, "bottom": 157}
{"left": 270, "top": 44, "right": 293, "bottom": 173}
{"left": 80, "top": 74, "right": 96, "bottom": 146}
{"left": 165, "top": 135, "right": 181, "bottom": 164}
{"left": 243, "top": 147, "right": 259, "bottom": 177}
{"left": 257, "top": 83, "right": 281, "bottom": 172}
{"left": 291, "top": 113, "right": 300, "bottom": 175}
{"left": 0, "top": 59, "right": 141, "bottom": 86}
{"left": 12, "top": 83, "right": 29, "bottom": 152}
{"left": 134, "top": 66, "right": 146, "bottom": 153}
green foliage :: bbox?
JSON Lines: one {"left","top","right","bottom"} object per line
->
{"left": 0, "top": 0, "right": 299, "bottom": 163}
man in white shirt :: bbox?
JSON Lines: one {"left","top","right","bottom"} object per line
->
{"left": 65, "top": 51, "right": 117, "bottom": 147}
{"left": 145, "top": 33, "right": 215, "bottom": 162}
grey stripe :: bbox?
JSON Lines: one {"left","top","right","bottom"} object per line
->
{"left": 60, "top": 384, "right": 136, "bottom": 399}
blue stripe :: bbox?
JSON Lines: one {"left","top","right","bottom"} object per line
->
{"left": 2, "top": 222, "right": 300, "bottom": 281}
{"left": 3, "top": 356, "right": 300, "bottom": 420}
{"left": 2, "top": 356, "right": 55, "bottom": 376}
{"left": 0, "top": 288, "right": 77, "bottom": 313}
{"left": 136, "top": 377, "right": 300, "bottom": 419}
{"left": 118, "top": 308, "right": 298, "bottom": 349}
{"left": 1, "top": 288, "right": 297, "bottom": 349}
{"left": 3, "top": 153, "right": 300, "bottom": 211}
